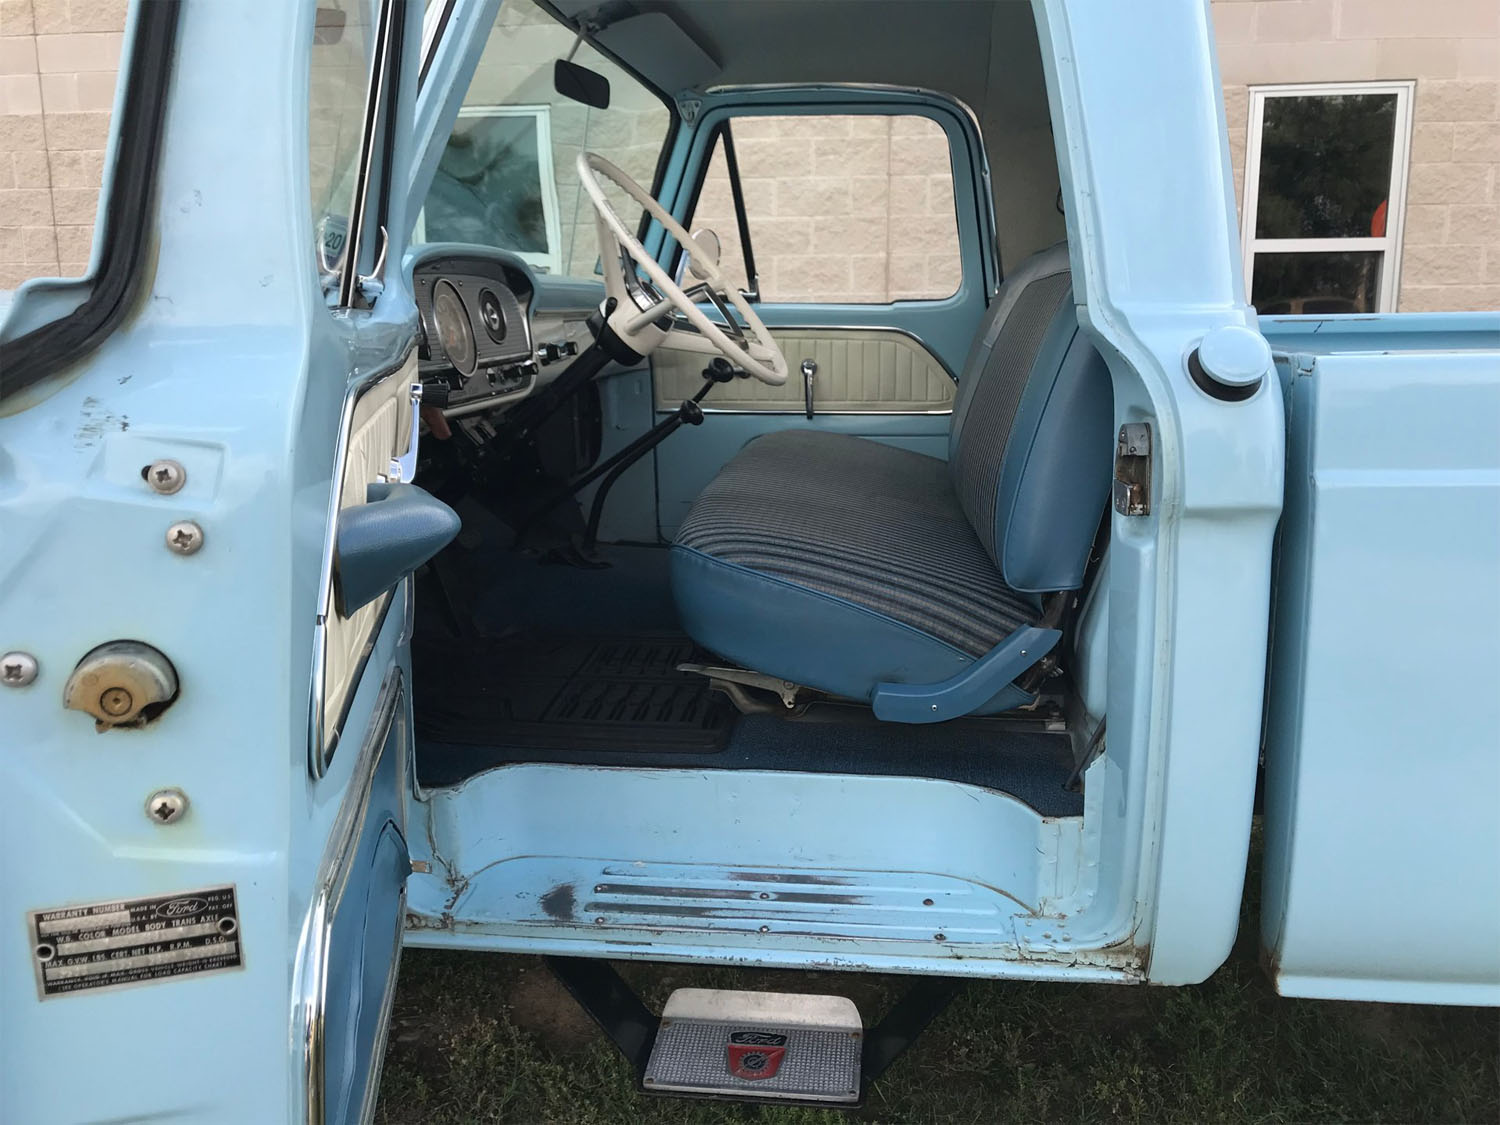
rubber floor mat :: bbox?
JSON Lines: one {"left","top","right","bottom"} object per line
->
{"left": 414, "top": 631, "right": 732, "bottom": 754}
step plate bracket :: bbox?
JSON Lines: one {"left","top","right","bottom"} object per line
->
{"left": 644, "top": 988, "right": 862, "bottom": 1104}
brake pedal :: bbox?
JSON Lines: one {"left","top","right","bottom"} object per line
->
{"left": 643, "top": 988, "right": 862, "bottom": 1104}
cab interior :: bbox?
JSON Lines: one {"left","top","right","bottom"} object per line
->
{"left": 401, "top": 0, "right": 1124, "bottom": 957}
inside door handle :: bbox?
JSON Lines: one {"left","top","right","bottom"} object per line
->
{"left": 801, "top": 358, "right": 817, "bottom": 419}
{"left": 335, "top": 482, "right": 460, "bottom": 615}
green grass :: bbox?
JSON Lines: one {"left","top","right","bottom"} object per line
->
{"left": 377, "top": 855, "right": 1499, "bottom": 1125}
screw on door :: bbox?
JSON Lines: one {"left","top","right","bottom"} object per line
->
{"left": 1, "top": 652, "right": 39, "bottom": 687}
{"left": 143, "top": 459, "right": 187, "bottom": 494}
{"left": 166, "top": 521, "right": 204, "bottom": 555}
{"left": 146, "top": 788, "right": 188, "bottom": 824}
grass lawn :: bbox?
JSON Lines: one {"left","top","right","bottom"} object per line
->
{"left": 377, "top": 856, "right": 1499, "bottom": 1124}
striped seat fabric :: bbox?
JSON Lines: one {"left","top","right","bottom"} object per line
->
{"left": 669, "top": 242, "right": 1112, "bottom": 713}
{"left": 675, "top": 430, "right": 1038, "bottom": 658}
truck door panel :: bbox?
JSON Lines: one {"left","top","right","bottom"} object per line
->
{"left": 653, "top": 327, "right": 956, "bottom": 413}
{"left": 1261, "top": 326, "right": 1500, "bottom": 1004}
{"left": 299, "top": 669, "right": 411, "bottom": 1125}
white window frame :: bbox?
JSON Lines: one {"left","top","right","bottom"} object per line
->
{"left": 415, "top": 104, "right": 563, "bottom": 274}
{"left": 1241, "top": 81, "right": 1414, "bottom": 314}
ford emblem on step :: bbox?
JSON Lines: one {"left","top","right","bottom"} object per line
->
{"left": 726, "top": 1030, "right": 787, "bottom": 1080}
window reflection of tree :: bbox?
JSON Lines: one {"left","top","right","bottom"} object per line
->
{"left": 428, "top": 116, "right": 547, "bottom": 253}
{"left": 1256, "top": 94, "right": 1395, "bottom": 239}
{"left": 1252, "top": 93, "right": 1396, "bottom": 314}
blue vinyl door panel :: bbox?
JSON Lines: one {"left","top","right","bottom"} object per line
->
{"left": 320, "top": 678, "right": 411, "bottom": 1124}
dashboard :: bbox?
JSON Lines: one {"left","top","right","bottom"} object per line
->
{"left": 412, "top": 250, "right": 583, "bottom": 418}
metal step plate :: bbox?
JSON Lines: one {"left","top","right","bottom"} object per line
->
{"left": 644, "top": 988, "right": 862, "bottom": 1104}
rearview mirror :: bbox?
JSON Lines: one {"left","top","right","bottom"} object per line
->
{"left": 554, "top": 59, "right": 610, "bottom": 109}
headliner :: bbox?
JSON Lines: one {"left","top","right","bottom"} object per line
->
{"left": 550, "top": 0, "right": 1064, "bottom": 270}
{"left": 552, "top": 1, "right": 1036, "bottom": 111}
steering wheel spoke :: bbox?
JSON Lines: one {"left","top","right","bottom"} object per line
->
{"left": 575, "top": 152, "right": 789, "bottom": 386}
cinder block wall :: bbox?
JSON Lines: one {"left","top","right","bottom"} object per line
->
{"left": 0, "top": 0, "right": 124, "bottom": 288}
{"left": 1217, "top": 0, "right": 1499, "bottom": 311}
{"left": 1, "top": 0, "right": 1495, "bottom": 311}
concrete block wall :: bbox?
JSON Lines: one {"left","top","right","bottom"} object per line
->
{"left": 0, "top": 0, "right": 1495, "bottom": 311}
{"left": 1218, "top": 0, "right": 1499, "bottom": 311}
{"left": 0, "top": 0, "right": 124, "bottom": 288}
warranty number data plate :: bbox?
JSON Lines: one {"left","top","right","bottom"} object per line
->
{"left": 29, "top": 884, "right": 243, "bottom": 998}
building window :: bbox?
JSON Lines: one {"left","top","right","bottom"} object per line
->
{"left": 1242, "top": 82, "right": 1413, "bottom": 315}
{"left": 422, "top": 105, "right": 563, "bottom": 274}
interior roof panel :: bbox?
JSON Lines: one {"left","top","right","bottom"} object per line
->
{"left": 549, "top": 0, "right": 1017, "bottom": 106}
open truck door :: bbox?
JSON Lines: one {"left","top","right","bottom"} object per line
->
{"left": 0, "top": 2, "right": 491, "bottom": 1120}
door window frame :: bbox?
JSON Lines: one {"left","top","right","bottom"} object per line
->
{"left": 669, "top": 100, "right": 988, "bottom": 307}
{"left": 1239, "top": 80, "right": 1415, "bottom": 315}
{"left": 330, "top": 0, "right": 407, "bottom": 309}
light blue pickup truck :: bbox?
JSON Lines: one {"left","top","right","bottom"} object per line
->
{"left": 2, "top": 0, "right": 1497, "bottom": 1120}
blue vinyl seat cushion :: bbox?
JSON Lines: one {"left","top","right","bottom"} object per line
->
{"left": 672, "top": 430, "right": 1042, "bottom": 710}
{"left": 669, "top": 243, "right": 1114, "bottom": 717}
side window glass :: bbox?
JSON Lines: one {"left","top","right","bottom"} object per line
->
{"left": 308, "top": 0, "right": 377, "bottom": 282}
{"left": 416, "top": 0, "right": 672, "bottom": 279}
{"left": 688, "top": 114, "right": 962, "bottom": 304}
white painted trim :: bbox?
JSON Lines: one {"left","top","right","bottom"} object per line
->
{"left": 1240, "top": 81, "right": 1414, "bottom": 314}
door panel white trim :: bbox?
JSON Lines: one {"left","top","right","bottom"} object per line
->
{"left": 654, "top": 327, "right": 955, "bottom": 413}
{"left": 309, "top": 351, "right": 418, "bottom": 776}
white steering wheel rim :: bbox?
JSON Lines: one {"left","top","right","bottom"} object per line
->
{"left": 575, "top": 151, "right": 789, "bottom": 386}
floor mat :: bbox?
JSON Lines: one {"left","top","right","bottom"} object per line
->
{"left": 418, "top": 703, "right": 1082, "bottom": 817}
{"left": 414, "top": 631, "right": 733, "bottom": 755}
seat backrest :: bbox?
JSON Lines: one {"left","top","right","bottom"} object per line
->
{"left": 948, "top": 243, "right": 1114, "bottom": 594}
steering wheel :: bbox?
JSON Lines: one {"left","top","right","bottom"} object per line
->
{"left": 575, "top": 152, "right": 789, "bottom": 386}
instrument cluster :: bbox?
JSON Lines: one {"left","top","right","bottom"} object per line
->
{"left": 414, "top": 255, "right": 538, "bottom": 411}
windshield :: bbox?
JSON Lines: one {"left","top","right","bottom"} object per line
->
{"left": 416, "top": 0, "right": 672, "bottom": 278}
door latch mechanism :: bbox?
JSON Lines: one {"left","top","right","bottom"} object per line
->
{"left": 1113, "top": 422, "right": 1151, "bottom": 516}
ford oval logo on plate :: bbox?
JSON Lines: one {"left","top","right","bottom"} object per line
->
{"left": 156, "top": 896, "right": 208, "bottom": 919}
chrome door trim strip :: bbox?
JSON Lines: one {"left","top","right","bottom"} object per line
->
{"left": 308, "top": 343, "right": 417, "bottom": 779}
{"left": 292, "top": 668, "right": 407, "bottom": 1125}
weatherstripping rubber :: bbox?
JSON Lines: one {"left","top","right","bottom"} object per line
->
{"left": 0, "top": 1, "right": 180, "bottom": 401}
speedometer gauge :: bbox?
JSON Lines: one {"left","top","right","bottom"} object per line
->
{"left": 432, "top": 279, "right": 477, "bottom": 378}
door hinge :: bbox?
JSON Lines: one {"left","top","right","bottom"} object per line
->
{"left": 1113, "top": 422, "right": 1151, "bottom": 517}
